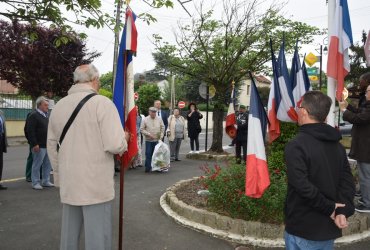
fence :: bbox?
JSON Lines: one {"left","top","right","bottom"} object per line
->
{"left": 0, "top": 94, "right": 33, "bottom": 120}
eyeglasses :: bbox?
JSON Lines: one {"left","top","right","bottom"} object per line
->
{"left": 298, "top": 105, "right": 310, "bottom": 114}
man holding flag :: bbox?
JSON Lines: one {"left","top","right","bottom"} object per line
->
{"left": 47, "top": 64, "right": 129, "bottom": 250}
{"left": 284, "top": 91, "right": 355, "bottom": 249}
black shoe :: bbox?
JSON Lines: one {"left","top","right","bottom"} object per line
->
{"left": 145, "top": 170, "right": 150, "bottom": 173}
{"left": 137, "top": 165, "right": 143, "bottom": 168}
{"left": 355, "top": 204, "right": 370, "bottom": 213}
{"left": 26, "top": 178, "right": 32, "bottom": 182}
{"left": 228, "top": 143, "right": 234, "bottom": 147}
{"left": 175, "top": 159, "right": 181, "bottom": 161}
{"left": 0, "top": 184, "right": 8, "bottom": 190}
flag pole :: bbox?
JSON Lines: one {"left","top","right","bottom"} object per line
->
{"left": 118, "top": 162, "right": 125, "bottom": 250}
{"left": 327, "top": 0, "right": 336, "bottom": 127}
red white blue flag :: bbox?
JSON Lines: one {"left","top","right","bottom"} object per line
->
{"left": 291, "top": 43, "right": 311, "bottom": 109}
{"left": 276, "top": 40, "right": 298, "bottom": 122}
{"left": 113, "top": 8, "right": 138, "bottom": 168}
{"left": 267, "top": 40, "right": 281, "bottom": 143}
{"left": 327, "top": 0, "right": 353, "bottom": 101}
{"left": 246, "top": 73, "right": 270, "bottom": 198}
{"left": 225, "top": 85, "right": 237, "bottom": 139}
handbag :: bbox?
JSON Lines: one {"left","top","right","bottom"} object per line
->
{"left": 57, "top": 93, "right": 97, "bottom": 152}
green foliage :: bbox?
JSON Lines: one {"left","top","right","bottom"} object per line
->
{"left": 99, "top": 88, "right": 112, "bottom": 99}
{"left": 0, "top": 0, "right": 174, "bottom": 37}
{"left": 100, "top": 72, "right": 113, "bottom": 91}
{"left": 137, "top": 84, "right": 161, "bottom": 115}
{"left": 200, "top": 122, "right": 298, "bottom": 224}
{"left": 153, "top": 0, "right": 320, "bottom": 152}
{"left": 256, "top": 87, "right": 270, "bottom": 107}
{"left": 346, "top": 31, "right": 368, "bottom": 86}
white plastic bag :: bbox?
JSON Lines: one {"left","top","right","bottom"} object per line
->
{"left": 151, "top": 141, "right": 171, "bottom": 172}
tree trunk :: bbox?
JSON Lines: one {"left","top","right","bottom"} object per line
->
{"left": 209, "top": 105, "right": 224, "bottom": 153}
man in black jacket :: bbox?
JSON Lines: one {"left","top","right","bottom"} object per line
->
{"left": 284, "top": 91, "right": 355, "bottom": 249}
{"left": 0, "top": 109, "right": 8, "bottom": 190}
{"left": 235, "top": 105, "right": 248, "bottom": 163}
{"left": 340, "top": 83, "right": 370, "bottom": 213}
{"left": 26, "top": 96, "right": 53, "bottom": 190}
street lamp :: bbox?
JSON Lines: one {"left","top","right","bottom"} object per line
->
{"left": 315, "top": 37, "right": 328, "bottom": 90}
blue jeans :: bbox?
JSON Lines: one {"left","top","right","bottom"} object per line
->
{"left": 145, "top": 141, "right": 158, "bottom": 172}
{"left": 31, "top": 148, "right": 52, "bottom": 186}
{"left": 284, "top": 231, "right": 334, "bottom": 250}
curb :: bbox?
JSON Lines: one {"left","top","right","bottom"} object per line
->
{"left": 160, "top": 178, "right": 370, "bottom": 248}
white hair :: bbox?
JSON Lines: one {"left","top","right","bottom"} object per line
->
{"left": 73, "top": 64, "right": 100, "bottom": 84}
{"left": 35, "top": 96, "right": 49, "bottom": 108}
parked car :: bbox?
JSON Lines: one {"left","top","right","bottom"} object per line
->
{"left": 339, "top": 121, "right": 352, "bottom": 137}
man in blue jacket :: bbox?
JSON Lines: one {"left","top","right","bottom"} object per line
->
{"left": 284, "top": 91, "right": 355, "bottom": 250}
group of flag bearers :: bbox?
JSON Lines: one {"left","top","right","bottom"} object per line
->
{"left": 114, "top": 0, "right": 360, "bottom": 248}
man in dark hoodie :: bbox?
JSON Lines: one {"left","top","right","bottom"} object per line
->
{"left": 284, "top": 91, "right": 355, "bottom": 250}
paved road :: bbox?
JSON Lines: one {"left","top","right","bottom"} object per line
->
{"left": 0, "top": 134, "right": 369, "bottom": 250}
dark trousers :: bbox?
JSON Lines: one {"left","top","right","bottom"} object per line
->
{"left": 235, "top": 141, "right": 247, "bottom": 163}
{"left": 0, "top": 144, "right": 3, "bottom": 181}
{"left": 190, "top": 137, "right": 199, "bottom": 151}
{"left": 145, "top": 141, "right": 158, "bottom": 172}
{"left": 25, "top": 145, "right": 33, "bottom": 179}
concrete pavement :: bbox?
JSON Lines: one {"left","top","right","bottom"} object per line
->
{"left": 1, "top": 135, "right": 370, "bottom": 249}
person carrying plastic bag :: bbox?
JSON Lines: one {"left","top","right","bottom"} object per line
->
{"left": 151, "top": 141, "right": 170, "bottom": 172}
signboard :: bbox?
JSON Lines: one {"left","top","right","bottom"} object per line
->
{"left": 198, "top": 83, "right": 216, "bottom": 99}
{"left": 305, "top": 52, "right": 318, "bottom": 67}
{"left": 178, "top": 101, "right": 186, "bottom": 109}
{"left": 134, "top": 92, "right": 139, "bottom": 101}
{"left": 309, "top": 75, "right": 318, "bottom": 82}
{"left": 306, "top": 67, "right": 319, "bottom": 76}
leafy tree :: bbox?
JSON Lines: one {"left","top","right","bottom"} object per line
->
{"left": 0, "top": 0, "right": 174, "bottom": 40}
{"left": 346, "top": 31, "right": 368, "bottom": 85}
{"left": 99, "top": 88, "right": 112, "bottom": 99}
{"left": 0, "top": 20, "right": 100, "bottom": 99}
{"left": 100, "top": 71, "right": 113, "bottom": 91}
{"left": 161, "top": 77, "right": 186, "bottom": 105}
{"left": 137, "top": 84, "right": 161, "bottom": 115}
{"left": 256, "top": 87, "right": 270, "bottom": 107}
{"left": 153, "top": 0, "right": 320, "bottom": 152}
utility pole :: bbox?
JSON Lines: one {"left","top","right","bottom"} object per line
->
{"left": 112, "top": 0, "right": 123, "bottom": 91}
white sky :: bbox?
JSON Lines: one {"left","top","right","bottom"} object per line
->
{"left": 51, "top": 0, "right": 370, "bottom": 74}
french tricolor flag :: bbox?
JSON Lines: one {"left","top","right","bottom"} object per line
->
{"left": 327, "top": 0, "right": 353, "bottom": 101}
{"left": 225, "top": 85, "right": 237, "bottom": 139}
{"left": 276, "top": 40, "right": 298, "bottom": 122}
{"left": 246, "top": 73, "right": 270, "bottom": 198}
{"left": 113, "top": 8, "right": 138, "bottom": 168}
{"left": 291, "top": 43, "right": 311, "bottom": 109}
{"left": 267, "top": 40, "right": 281, "bottom": 143}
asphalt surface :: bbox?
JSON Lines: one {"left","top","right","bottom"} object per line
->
{"left": 0, "top": 133, "right": 369, "bottom": 250}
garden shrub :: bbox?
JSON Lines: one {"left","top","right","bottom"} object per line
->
{"left": 200, "top": 122, "right": 298, "bottom": 224}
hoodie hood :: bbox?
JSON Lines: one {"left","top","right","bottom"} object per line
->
{"left": 299, "top": 123, "right": 342, "bottom": 142}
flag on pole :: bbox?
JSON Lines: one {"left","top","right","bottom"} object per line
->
{"left": 327, "top": 0, "right": 353, "bottom": 101}
{"left": 113, "top": 8, "right": 138, "bottom": 168}
{"left": 246, "top": 72, "right": 270, "bottom": 198}
{"left": 301, "top": 57, "right": 312, "bottom": 92}
{"left": 225, "top": 84, "right": 237, "bottom": 139}
{"left": 365, "top": 30, "right": 370, "bottom": 67}
{"left": 276, "top": 39, "right": 298, "bottom": 122}
{"left": 267, "top": 40, "right": 281, "bottom": 143}
{"left": 291, "top": 43, "right": 311, "bottom": 109}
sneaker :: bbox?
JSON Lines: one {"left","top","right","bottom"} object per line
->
{"left": 42, "top": 182, "right": 54, "bottom": 187}
{"left": 189, "top": 151, "right": 194, "bottom": 154}
{"left": 195, "top": 151, "right": 200, "bottom": 154}
{"left": 33, "top": 183, "right": 43, "bottom": 190}
{"left": 355, "top": 204, "right": 370, "bottom": 213}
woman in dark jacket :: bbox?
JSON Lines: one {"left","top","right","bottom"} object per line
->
{"left": 186, "top": 103, "right": 203, "bottom": 153}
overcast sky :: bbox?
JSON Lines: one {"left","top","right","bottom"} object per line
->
{"left": 76, "top": 0, "right": 370, "bottom": 75}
